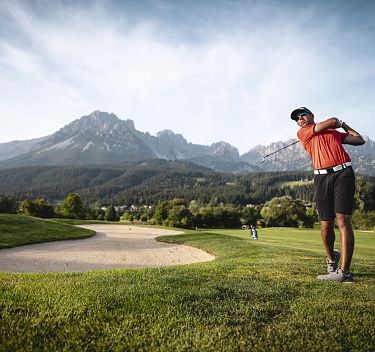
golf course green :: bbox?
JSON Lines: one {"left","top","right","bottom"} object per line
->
{"left": 0, "top": 214, "right": 374, "bottom": 351}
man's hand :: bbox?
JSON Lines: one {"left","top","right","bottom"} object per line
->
{"left": 342, "top": 122, "right": 366, "bottom": 145}
{"left": 314, "top": 118, "right": 365, "bottom": 145}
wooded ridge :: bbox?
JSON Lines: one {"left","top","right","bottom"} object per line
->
{"left": 1, "top": 160, "right": 374, "bottom": 210}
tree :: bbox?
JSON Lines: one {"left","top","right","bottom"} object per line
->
{"left": 96, "top": 208, "right": 105, "bottom": 221}
{"left": 167, "top": 204, "right": 192, "bottom": 228}
{"left": 105, "top": 205, "right": 118, "bottom": 222}
{"left": 241, "top": 206, "right": 261, "bottom": 226}
{"left": 354, "top": 176, "right": 366, "bottom": 212}
{"left": 260, "top": 196, "right": 306, "bottom": 227}
{"left": 354, "top": 176, "right": 375, "bottom": 212}
{"left": 303, "top": 207, "right": 318, "bottom": 228}
{"left": 213, "top": 205, "right": 242, "bottom": 228}
{"left": 0, "top": 196, "right": 17, "bottom": 213}
{"left": 154, "top": 201, "right": 172, "bottom": 225}
{"left": 122, "top": 211, "right": 134, "bottom": 222}
{"left": 58, "top": 193, "right": 85, "bottom": 219}
{"left": 195, "top": 205, "right": 242, "bottom": 228}
{"left": 199, "top": 206, "right": 216, "bottom": 228}
{"left": 18, "top": 198, "right": 55, "bottom": 218}
{"left": 351, "top": 210, "right": 375, "bottom": 230}
{"left": 189, "top": 200, "right": 202, "bottom": 227}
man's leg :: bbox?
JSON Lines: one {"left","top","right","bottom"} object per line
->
{"left": 320, "top": 220, "right": 335, "bottom": 261}
{"left": 336, "top": 213, "right": 355, "bottom": 274}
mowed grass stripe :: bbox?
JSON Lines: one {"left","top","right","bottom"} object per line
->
{"left": 0, "top": 215, "right": 374, "bottom": 351}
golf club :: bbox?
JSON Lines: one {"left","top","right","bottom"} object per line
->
{"left": 260, "top": 140, "right": 299, "bottom": 163}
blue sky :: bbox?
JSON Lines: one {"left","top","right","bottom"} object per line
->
{"left": 0, "top": 0, "right": 374, "bottom": 153}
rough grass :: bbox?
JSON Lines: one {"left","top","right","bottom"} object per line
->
{"left": 0, "top": 218, "right": 374, "bottom": 351}
{"left": 0, "top": 214, "right": 94, "bottom": 248}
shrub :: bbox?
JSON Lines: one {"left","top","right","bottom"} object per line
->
{"left": 351, "top": 210, "right": 375, "bottom": 230}
{"left": 18, "top": 198, "right": 55, "bottom": 218}
{"left": 58, "top": 193, "right": 85, "bottom": 219}
{"left": 0, "top": 196, "right": 17, "bottom": 213}
{"left": 303, "top": 207, "right": 318, "bottom": 228}
{"left": 260, "top": 196, "right": 306, "bottom": 227}
{"left": 122, "top": 211, "right": 134, "bottom": 222}
{"left": 105, "top": 205, "right": 119, "bottom": 222}
{"left": 167, "top": 204, "right": 192, "bottom": 228}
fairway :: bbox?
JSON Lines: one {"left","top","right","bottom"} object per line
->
{"left": 0, "top": 226, "right": 374, "bottom": 351}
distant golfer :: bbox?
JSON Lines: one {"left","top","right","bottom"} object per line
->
{"left": 291, "top": 107, "right": 365, "bottom": 283}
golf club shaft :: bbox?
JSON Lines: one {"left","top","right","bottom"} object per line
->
{"left": 262, "top": 140, "right": 299, "bottom": 160}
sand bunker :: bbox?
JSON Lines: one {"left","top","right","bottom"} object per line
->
{"left": 0, "top": 224, "right": 215, "bottom": 272}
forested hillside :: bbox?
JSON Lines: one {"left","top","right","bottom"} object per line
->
{"left": 0, "top": 160, "right": 320, "bottom": 205}
{"left": 1, "top": 160, "right": 375, "bottom": 210}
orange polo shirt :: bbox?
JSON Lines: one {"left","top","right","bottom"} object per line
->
{"left": 297, "top": 124, "right": 350, "bottom": 169}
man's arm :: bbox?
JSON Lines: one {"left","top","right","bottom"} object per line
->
{"left": 314, "top": 118, "right": 341, "bottom": 133}
{"left": 341, "top": 122, "right": 366, "bottom": 145}
{"left": 314, "top": 118, "right": 365, "bottom": 145}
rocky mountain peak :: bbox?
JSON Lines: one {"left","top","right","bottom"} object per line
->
{"left": 53, "top": 111, "right": 138, "bottom": 140}
{"left": 209, "top": 141, "right": 240, "bottom": 160}
{"left": 124, "top": 119, "right": 136, "bottom": 131}
{"left": 71, "top": 111, "right": 120, "bottom": 131}
{"left": 156, "top": 130, "right": 187, "bottom": 144}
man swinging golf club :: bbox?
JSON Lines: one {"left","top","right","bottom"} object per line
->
{"left": 291, "top": 107, "right": 365, "bottom": 283}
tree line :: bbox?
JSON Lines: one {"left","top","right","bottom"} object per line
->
{"left": 1, "top": 160, "right": 374, "bottom": 230}
{"left": 1, "top": 163, "right": 374, "bottom": 211}
{"left": 0, "top": 193, "right": 318, "bottom": 229}
{"left": 2, "top": 192, "right": 374, "bottom": 230}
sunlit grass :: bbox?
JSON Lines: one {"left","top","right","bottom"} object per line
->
{"left": 275, "top": 180, "right": 314, "bottom": 188}
{"left": 0, "top": 217, "right": 374, "bottom": 351}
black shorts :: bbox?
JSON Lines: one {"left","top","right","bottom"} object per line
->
{"left": 314, "top": 167, "right": 355, "bottom": 221}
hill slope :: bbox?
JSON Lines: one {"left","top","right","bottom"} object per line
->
{"left": 0, "top": 160, "right": 317, "bottom": 205}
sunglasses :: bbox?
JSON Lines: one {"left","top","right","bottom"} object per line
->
{"left": 295, "top": 112, "right": 310, "bottom": 120}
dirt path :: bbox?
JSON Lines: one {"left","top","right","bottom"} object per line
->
{"left": 0, "top": 224, "right": 215, "bottom": 272}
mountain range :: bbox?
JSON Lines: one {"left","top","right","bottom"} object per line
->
{"left": 0, "top": 110, "right": 374, "bottom": 175}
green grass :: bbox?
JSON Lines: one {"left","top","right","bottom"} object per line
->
{"left": 275, "top": 180, "right": 314, "bottom": 188}
{"left": 49, "top": 218, "right": 109, "bottom": 225}
{"left": 0, "top": 214, "right": 94, "bottom": 248}
{"left": 0, "top": 220, "right": 374, "bottom": 351}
